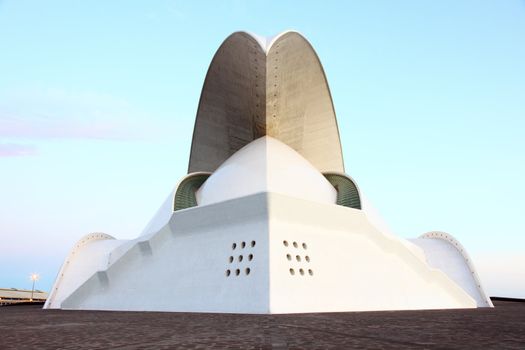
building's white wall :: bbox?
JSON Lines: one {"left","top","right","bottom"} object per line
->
{"left": 61, "top": 194, "right": 271, "bottom": 313}
{"left": 196, "top": 137, "right": 336, "bottom": 206}
{"left": 139, "top": 188, "right": 176, "bottom": 237}
{"left": 57, "top": 193, "right": 478, "bottom": 314}
{"left": 360, "top": 193, "right": 395, "bottom": 237}
{"left": 267, "top": 193, "right": 476, "bottom": 313}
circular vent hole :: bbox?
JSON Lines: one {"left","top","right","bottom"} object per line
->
{"left": 296, "top": 255, "right": 301, "bottom": 262}
{"left": 251, "top": 240, "right": 256, "bottom": 247}
{"left": 229, "top": 256, "right": 234, "bottom": 263}
{"left": 248, "top": 254, "right": 253, "bottom": 261}
{"left": 283, "top": 240, "right": 289, "bottom": 247}
{"left": 226, "top": 270, "right": 231, "bottom": 277}
{"left": 305, "top": 256, "right": 310, "bottom": 262}
{"left": 293, "top": 242, "right": 298, "bottom": 248}
{"left": 302, "top": 243, "right": 307, "bottom": 249}
{"left": 245, "top": 268, "right": 251, "bottom": 275}
{"left": 232, "top": 243, "right": 237, "bottom": 250}
{"left": 235, "top": 269, "right": 240, "bottom": 276}
{"left": 286, "top": 254, "right": 292, "bottom": 261}
{"left": 308, "top": 269, "right": 313, "bottom": 276}
{"left": 241, "top": 241, "right": 246, "bottom": 248}
{"left": 299, "top": 268, "right": 305, "bottom": 276}
{"left": 238, "top": 255, "right": 243, "bottom": 262}
{"left": 289, "top": 268, "right": 295, "bottom": 276}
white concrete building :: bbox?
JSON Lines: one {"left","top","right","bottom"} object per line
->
{"left": 44, "top": 31, "right": 492, "bottom": 313}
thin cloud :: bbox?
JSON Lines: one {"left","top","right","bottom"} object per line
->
{"left": 0, "top": 87, "right": 153, "bottom": 141}
{"left": 1, "top": 111, "right": 133, "bottom": 140}
{"left": 0, "top": 143, "right": 37, "bottom": 157}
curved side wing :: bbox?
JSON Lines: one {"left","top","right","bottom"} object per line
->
{"left": 410, "top": 231, "right": 493, "bottom": 307}
{"left": 44, "top": 232, "right": 127, "bottom": 309}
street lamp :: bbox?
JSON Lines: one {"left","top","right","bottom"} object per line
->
{"left": 29, "top": 273, "right": 39, "bottom": 302}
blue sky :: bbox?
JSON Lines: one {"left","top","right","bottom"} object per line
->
{"left": 1, "top": 0, "right": 524, "bottom": 297}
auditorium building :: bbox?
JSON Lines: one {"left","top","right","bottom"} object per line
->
{"left": 44, "top": 31, "right": 492, "bottom": 313}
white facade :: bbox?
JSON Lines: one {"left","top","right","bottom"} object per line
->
{"left": 45, "top": 31, "right": 492, "bottom": 313}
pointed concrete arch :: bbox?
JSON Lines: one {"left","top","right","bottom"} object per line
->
{"left": 265, "top": 32, "right": 344, "bottom": 173}
{"left": 188, "top": 31, "right": 344, "bottom": 173}
{"left": 188, "top": 32, "right": 266, "bottom": 173}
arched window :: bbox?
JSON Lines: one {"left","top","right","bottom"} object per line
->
{"left": 323, "top": 173, "right": 361, "bottom": 209}
{"left": 173, "top": 173, "right": 210, "bottom": 211}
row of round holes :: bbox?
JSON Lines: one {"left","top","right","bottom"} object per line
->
{"left": 253, "top": 45, "right": 262, "bottom": 115}
{"left": 286, "top": 254, "right": 310, "bottom": 262}
{"left": 290, "top": 268, "right": 313, "bottom": 276}
{"left": 273, "top": 45, "right": 279, "bottom": 118}
{"left": 283, "top": 240, "right": 307, "bottom": 249}
{"left": 226, "top": 268, "right": 250, "bottom": 276}
{"left": 232, "top": 241, "right": 256, "bottom": 250}
{"left": 229, "top": 254, "right": 253, "bottom": 263}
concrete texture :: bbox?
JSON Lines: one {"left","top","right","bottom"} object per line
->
{"left": 188, "top": 31, "right": 344, "bottom": 174}
{"left": 189, "top": 32, "right": 266, "bottom": 173}
{"left": 266, "top": 32, "right": 344, "bottom": 173}
{"left": 1, "top": 300, "right": 523, "bottom": 349}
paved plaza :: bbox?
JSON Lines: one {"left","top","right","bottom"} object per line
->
{"left": 1, "top": 300, "right": 523, "bottom": 349}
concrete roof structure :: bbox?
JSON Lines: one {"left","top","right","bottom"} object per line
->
{"left": 188, "top": 31, "right": 344, "bottom": 174}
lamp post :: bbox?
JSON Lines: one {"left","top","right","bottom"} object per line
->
{"left": 30, "top": 273, "right": 39, "bottom": 302}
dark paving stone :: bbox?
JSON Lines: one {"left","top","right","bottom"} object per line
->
{"left": 0, "top": 301, "right": 524, "bottom": 349}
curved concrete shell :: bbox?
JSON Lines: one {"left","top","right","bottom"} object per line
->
{"left": 188, "top": 31, "right": 344, "bottom": 173}
{"left": 188, "top": 32, "right": 266, "bottom": 173}
{"left": 265, "top": 32, "right": 344, "bottom": 173}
